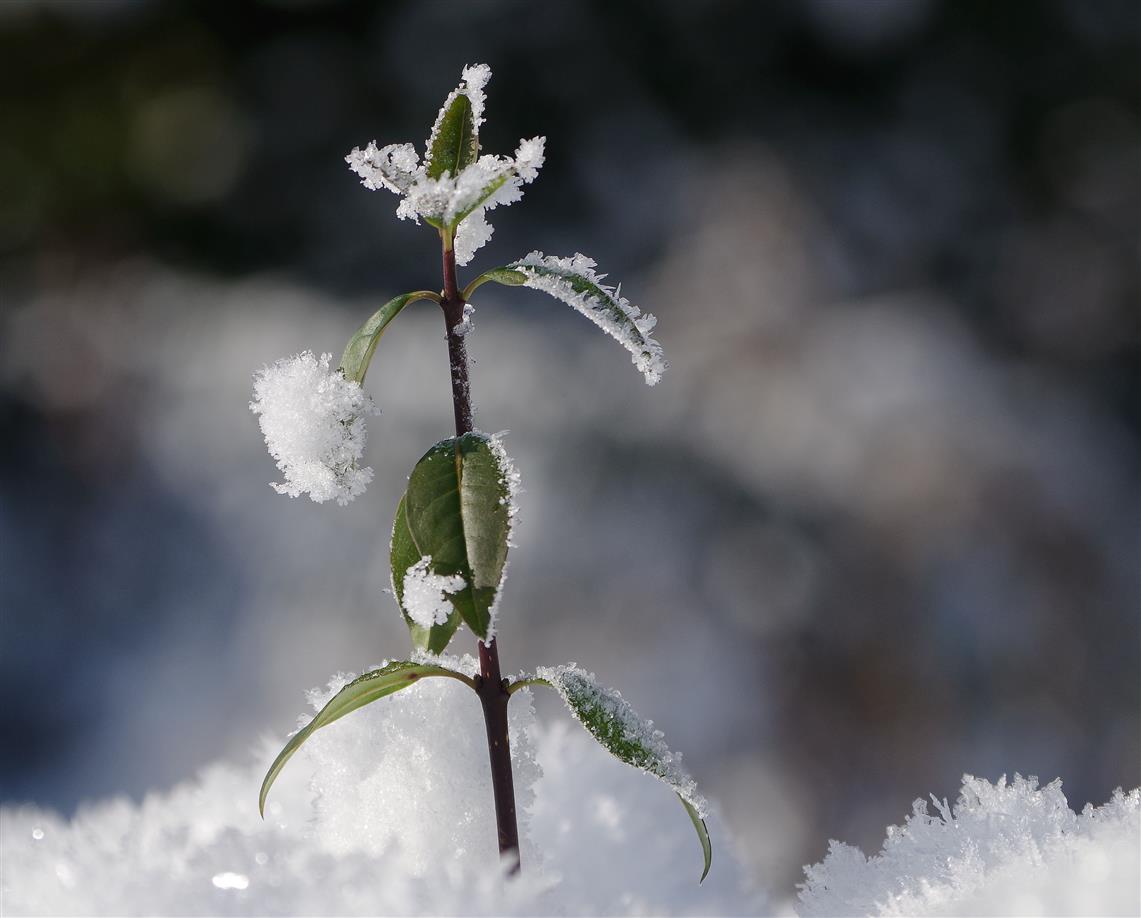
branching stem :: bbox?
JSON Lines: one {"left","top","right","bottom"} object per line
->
{"left": 440, "top": 232, "right": 521, "bottom": 873}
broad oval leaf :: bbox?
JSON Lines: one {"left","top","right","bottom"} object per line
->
{"left": 391, "top": 494, "right": 462, "bottom": 653}
{"left": 426, "top": 93, "right": 478, "bottom": 181}
{"left": 505, "top": 252, "right": 667, "bottom": 386}
{"left": 259, "top": 661, "right": 473, "bottom": 817}
{"left": 339, "top": 291, "right": 437, "bottom": 385}
{"left": 397, "top": 433, "right": 512, "bottom": 641}
{"left": 523, "top": 665, "right": 712, "bottom": 883}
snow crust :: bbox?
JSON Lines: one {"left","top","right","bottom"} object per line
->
{"left": 798, "top": 774, "right": 1141, "bottom": 917}
{"left": 401, "top": 557, "right": 465, "bottom": 628}
{"left": 511, "top": 251, "right": 667, "bottom": 385}
{"left": 345, "top": 65, "right": 545, "bottom": 266}
{"left": 249, "top": 350, "right": 378, "bottom": 504}
{"left": 534, "top": 663, "right": 707, "bottom": 818}
{"left": 1, "top": 672, "right": 759, "bottom": 916}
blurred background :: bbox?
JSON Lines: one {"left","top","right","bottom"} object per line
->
{"left": 1, "top": 0, "right": 1137, "bottom": 896}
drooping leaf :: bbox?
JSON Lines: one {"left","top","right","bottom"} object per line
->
{"left": 426, "top": 93, "right": 478, "bottom": 181}
{"left": 259, "top": 661, "right": 473, "bottom": 817}
{"left": 390, "top": 494, "right": 462, "bottom": 653}
{"left": 339, "top": 292, "right": 437, "bottom": 385}
{"left": 520, "top": 665, "right": 711, "bottom": 882}
{"left": 399, "top": 433, "right": 512, "bottom": 641}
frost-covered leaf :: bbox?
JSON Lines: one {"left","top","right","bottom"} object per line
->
{"left": 339, "top": 291, "right": 436, "bottom": 386}
{"left": 425, "top": 65, "right": 487, "bottom": 181}
{"left": 259, "top": 661, "right": 474, "bottom": 817}
{"left": 397, "top": 432, "right": 519, "bottom": 641}
{"left": 525, "top": 664, "right": 711, "bottom": 882}
{"left": 391, "top": 496, "right": 462, "bottom": 653}
{"left": 506, "top": 252, "right": 667, "bottom": 385}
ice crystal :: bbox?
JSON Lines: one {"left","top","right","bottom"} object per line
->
{"left": 511, "top": 252, "right": 667, "bottom": 385}
{"left": 249, "top": 350, "right": 378, "bottom": 505}
{"left": 535, "top": 664, "right": 707, "bottom": 818}
{"left": 401, "top": 557, "right": 466, "bottom": 629}
{"left": 798, "top": 774, "right": 1141, "bottom": 917}
{"left": 345, "top": 65, "right": 545, "bottom": 265}
{"left": 482, "top": 430, "right": 522, "bottom": 640}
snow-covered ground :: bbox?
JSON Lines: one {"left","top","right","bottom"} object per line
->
{"left": 2, "top": 672, "right": 1136, "bottom": 916}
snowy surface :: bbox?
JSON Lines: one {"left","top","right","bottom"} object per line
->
{"left": 0, "top": 672, "right": 760, "bottom": 916}
{"left": 249, "top": 351, "right": 378, "bottom": 505}
{"left": 512, "top": 251, "right": 667, "bottom": 385}
{"left": 798, "top": 775, "right": 1141, "bottom": 917}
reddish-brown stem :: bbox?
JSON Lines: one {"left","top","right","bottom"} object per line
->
{"left": 440, "top": 235, "right": 521, "bottom": 872}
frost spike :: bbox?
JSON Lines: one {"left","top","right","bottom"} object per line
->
{"left": 259, "top": 661, "right": 475, "bottom": 817}
{"left": 519, "top": 666, "right": 712, "bottom": 882}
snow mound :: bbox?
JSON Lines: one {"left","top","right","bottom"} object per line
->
{"left": 798, "top": 774, "right": 1141, "bottom": 917}
{"left": 1, "top": 671, "right": 758, "bottom": 915}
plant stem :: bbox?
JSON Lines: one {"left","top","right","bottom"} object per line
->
{"left": 440, "top": 233, "right": 522, "bottom": 872}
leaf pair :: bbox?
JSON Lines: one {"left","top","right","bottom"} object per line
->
{"left": 391, "top": 433, "right": 515, "bottom": 652}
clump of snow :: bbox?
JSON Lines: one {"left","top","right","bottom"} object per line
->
{"left": 401, "top": 556, "right": 466, "bottom": 628}
{"left": 534, "top": 663, "right": 707, "bottom": 818}
{"left": 0, "top": 672, "right": 758, "bottom": 915}
{"left": 510, "top": 252, "right": 667, "bottom": 385}
{"left": 346, "top": 64, "right": 545, "bottom": 265}
{"left": 249, "top": 350, "right": 378, "bottom": 505}
{"left": 452, "top": 302, "right": 475, "bottom": 338}
{"left": 798, "top": 774, "right": 1141, "bottom": 917}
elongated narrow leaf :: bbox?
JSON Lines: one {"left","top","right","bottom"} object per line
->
{"left": 260, "top": 661, "right": 472, "bottom": 817}
{"left": 525, "top": 665, "right": 712, "bottom": 882}
{"left": 397, "top": 433, "right": 513, "bottom": 641}
{"left": 391, "top": 495, "right": 461, "bottom": 653}
{"left": 462, "top": 267, "right": 527, "bottom": 300}
{"left": 339, "top": 292, "right": 435, "bottom": 385}
{"left": 504, "top": 252, "right": 666, "bottom": 385}
{"left": 426, "top": 93, "right": 478, "bottom": 180}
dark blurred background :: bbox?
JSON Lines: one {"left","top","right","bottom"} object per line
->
{"left": 1, "top": 0, "right": 1138, "bottom": 894}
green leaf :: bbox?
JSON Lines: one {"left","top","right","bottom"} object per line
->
{"left": 448, "top": 167, "right": 513, "bottom": 231}
{"left": 259, "top": 661, "right": 474, "bottom": 817}
{"left": 339, "top": 291, "right": 438, "bottom": 386}
{"left": 461, "top": 267, "right": 527, "bottom": 300}
{"left": 399, "top": 433, "right": 512, "bottom": 641}
{"left": 426, "top": 93, "right": 478, "bottom": 180}
{"left": 520, "top": 666, "right": 712, "bottom": 883}
{"left": 390, "top": 495, "right": 461, "bottom": 653}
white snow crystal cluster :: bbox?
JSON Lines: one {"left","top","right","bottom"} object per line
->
{"left": 483, "top": 430, "right": 522, "bottom": 640}
{"left": 345, "top": 64, "right": 545, "bottom": 266}
{"left": 511, "top": 252, "right": 667, "bottom": 385}
{"left": 401, "top": 557, "right": 465, "bottom": 628}
{"left": 534, "top": 663, "right": 707, "bottom": 818}
{"left": 798, "top": 773, "right": 1141, "bottom": 917}
{"left": 249, "top": 350, "right": 378, "bottom": 505}
{"left": 0, "top": 671, "right": 758, "bottom": 916}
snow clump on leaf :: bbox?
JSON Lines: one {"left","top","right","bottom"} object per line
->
{"left": 250, "top": 350, "right": 378, "bottom": 505}
{"left": 402, "top": 557, "right": 466, "bottom": 629}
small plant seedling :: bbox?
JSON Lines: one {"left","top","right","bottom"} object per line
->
{"left": 250, "top": 63, "right": 710, "bottom": 882}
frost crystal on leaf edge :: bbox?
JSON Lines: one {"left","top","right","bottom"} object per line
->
{"left": 511, "top": 252, "right": 667, "bottom": 385}
{"left": 535, "top": 663, "right": 707, "bottom": 818}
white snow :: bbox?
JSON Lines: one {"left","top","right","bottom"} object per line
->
{"left": 249, "top": 350, "right": 378, "bottom": 505}
{"left": 798, "top": 774, "right": 1141, "bottom": 917}
{"left": 481, "top": 430, "right": 522, "bottom": 642}
{"left": 534, "top": 663, "right": 707, "bottom": 819}
{"left": 401, "top": 556, "right": 466, "bottom": 628}
{"left": 345, "top": 64, "right": 545, "bottom": 266}
{"left": 0, "top": 671, "right": 759, "bottom": 916}
{"left": 510, "top": 251, "right": 667, "bottom": 385}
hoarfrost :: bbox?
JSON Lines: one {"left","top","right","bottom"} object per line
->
{"left": 452, "top": 303, "right": 475, "bottom": 338}
{"left": 534, "top": 663, "right": 707, "bottom": 818}
{"left": 345, "top": 65, "right": 545, "bottom": 266}
{"left": 798, "top": 774, "right": 1141, "bottom": 917}
{"left": 401, "top": 557, "right": 465, "bottom": 628}
{"left": 510, "top": 252, "right": 667, "bottom": 385}
{"left": 249, "top": 350, "right": 378, "bottom": 505}
{"left": 482, "top": 430, "right": 522, "bottom": 641}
